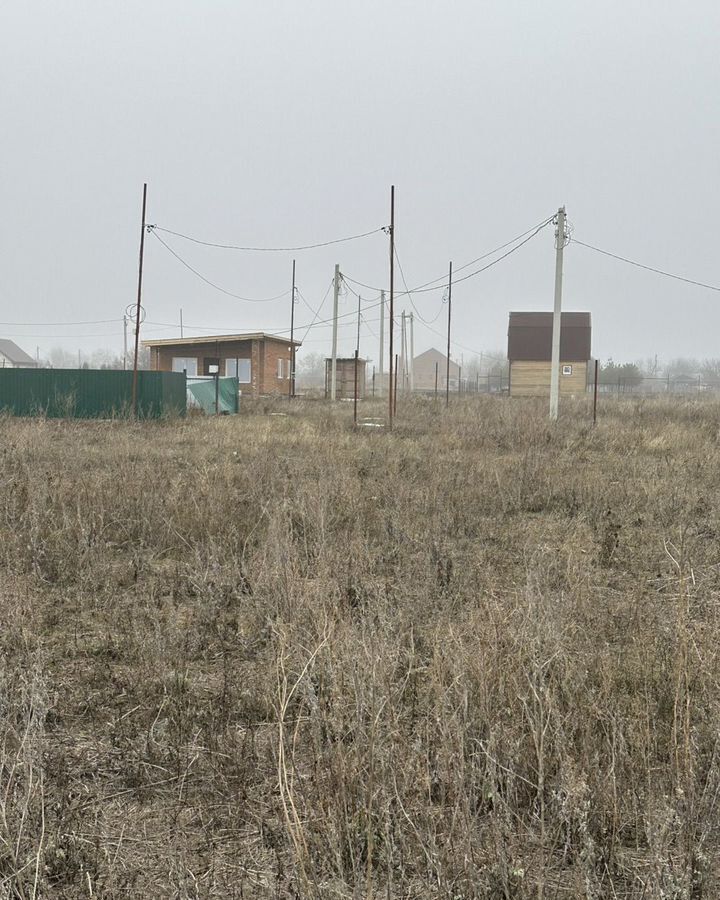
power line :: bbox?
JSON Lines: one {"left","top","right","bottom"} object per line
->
{"left": 393, "top": 245, "right": 446, "bottom": 325}
{"left": 149, "top": 230, "right": 290, "bottom": 302}
{"left": 148, "top": 224, "right": 386, "bottom": 252}
{"left": 415, "top": 315, "right": 494, "bottom": 361}
{"left": 343, "top": 214, "right": 554, "bottom": 295}
{"left": 409, "top": 214, "right": 556, "bottom": 292}
{"left": 572, "top": 238, "right": 720, "bottom": 292}
{"left": 0, "top": 318, "right": 123, "bottom": 326}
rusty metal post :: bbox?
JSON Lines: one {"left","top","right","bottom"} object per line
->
{"left": 593, "top": 359, "right": 599, "bottom": 425}
{"left": 445, "top": 261, "right": 452, "bottom": 407}
{"left": 394, "top": 353, "right": 399, "bottom": 416}
{"left": 131, "top": 183, "right": 147, "bottom": 417}
{"left": 389, "top": 186, "right": 395, "bottom": 427}
{"left": 289, "top": 259, "right": 296, "bottom": 400}
{"left": 354, "top": 292, "right": 361, "bottom": 426}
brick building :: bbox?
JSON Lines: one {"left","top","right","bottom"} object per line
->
{"left": 143, "top": 333, "right": 301, "bottom": 398}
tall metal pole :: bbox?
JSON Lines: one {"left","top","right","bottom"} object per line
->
{"left": 131, "top": 182, "right": 147, "bottom": 417}
{"left": 379, "top": 290, "right": 385, "bottom": 396}
{"left": 549, "top": 206, "right": 566, "bottom": 422}
{"left": 409, "top": 312, "right": 415, "bottom": 392}
{"left": 354, "top": 293, "right": 361, "bottom": 426}
{"left": 289, "top": 259, "right": 296, "bottom": 400}
{"left": 389, "top": 186, "right": 395, "bottom": 427}
{"left": 331, "top": 263, "right": 340, "bottom": 401}
{"left": 445, "top": 261, "right": 453, "bottom": 407}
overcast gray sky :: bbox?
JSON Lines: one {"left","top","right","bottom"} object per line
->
{"left": 2, "top": 0, "right": 719, "bottom": 366}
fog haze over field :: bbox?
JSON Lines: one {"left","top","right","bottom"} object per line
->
{"left": 2, "top": 1, "right": 718, "bottom": 365}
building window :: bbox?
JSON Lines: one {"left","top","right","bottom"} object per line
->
{"left": 225, "top": 358, "right": 251, "bottom": 383}
{"left": 172, "top": 357, "right": 197, "bottom": 375}
{"left": 277, "top": 358, "right": 289, "bottom": 379}
{"left": 562, "top": 365, "right": 573, "bottom": 376}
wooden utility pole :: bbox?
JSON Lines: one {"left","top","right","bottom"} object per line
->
{"left": 289, "top": 259, "right": 296, "bottom": 400}
{"left": 131, "top": 182, "right": 148, "bottom": 417}
{"left": 331, "top": 263, "right": 340, "bottom": 401}
{"left": 549, "top": 206, "right": 566, "bottom": 421}
{"left": 445, "top": 261, "right": 453, "bottom": 407}
{"left": 389, "top": 186, "right": 395, "bottom": 426}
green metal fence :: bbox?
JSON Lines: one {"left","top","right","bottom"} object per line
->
{"left": 0, "top": 369, "right": 186, "bottom": 419}
{"left": 187, "top": 376, "right": 240, "bottom": 414}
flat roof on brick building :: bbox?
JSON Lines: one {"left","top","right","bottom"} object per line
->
{"left": 143, "top": 332, "right": 301, "bottom": 348}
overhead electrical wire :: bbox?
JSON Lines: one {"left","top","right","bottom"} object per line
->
{"left": 149, "top": 230, "right": 290, "bottom": 302}
{"left": 0, "top": 318, "right": 123, "bottom": 327}
{"left": 572, "top": 238, "right": 720, "bottom": 292}
{"left": 393, "top": 245, "right": 446, "bottom": 325}
{"left": 148, "top": 224, "right": 386, "bottom": 252}
{"left": 342, "top": 214, "right": 555, "bottom": 295}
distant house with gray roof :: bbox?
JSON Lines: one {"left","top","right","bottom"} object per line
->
{"left": 0, "top": 340, "right": 38, "bottom": 368}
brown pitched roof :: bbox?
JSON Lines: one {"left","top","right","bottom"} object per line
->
{"left": 507, "top": 311, "right": 591, "bottom": 362}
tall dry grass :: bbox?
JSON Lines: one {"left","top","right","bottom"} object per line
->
{"left": 1, "top": 395, "right": 720, "bottom": 897}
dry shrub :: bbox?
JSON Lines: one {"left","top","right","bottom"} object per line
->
{"left": 0, "top": 396, "right": 719, "bottom": 896}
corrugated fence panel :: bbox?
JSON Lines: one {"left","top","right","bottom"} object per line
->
{"left": 0, "top": 369, "right": 186, "bottom": 419}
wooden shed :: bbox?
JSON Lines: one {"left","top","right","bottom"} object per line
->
{"left": 325, "top": 358, "right": 367, "bottom": 399}
{"left": 507, "top": 312, "right": 591, "bottom": 398}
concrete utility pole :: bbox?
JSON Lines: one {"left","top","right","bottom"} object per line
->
{"left": 549, "top": 206, "right": 566, "bottom": 422}
{"left": 379, "top": 290, "right": 385, "bottom": 396}
{"left": 330, "top": 263, "right": 340, "bottom": 401}
{"left": 409, "top": 312, "right": 415, "bottom": 392}
{"left": 400, "top": 311, "right": 406, "bottom": 391}
{"left": 123, "top": 315, "right": 128, "bottom": 370}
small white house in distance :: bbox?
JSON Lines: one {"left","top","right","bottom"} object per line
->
{"left": 0, "top": 340, "right": 38, "bottom": 368}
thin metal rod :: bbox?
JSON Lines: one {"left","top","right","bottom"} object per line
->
{"left": 131, "top": 183, "right": 147, "bottom": 417}
{"left": 331, "top": 263, "right": 340, "bottom": 401}
{"left": 593, "top": 358, "right": 599, "bottom": 426}
{"left": 445, "top": 261, "right": 452, "bottom": 407}
{"left": 354, "top": 293, "right": 361, "bottom": 425}
{"left": 289, "top": 259, "right": 296, "bottom": 400}
{"left": 394, "top": 353, "right": 398, "bottom": 416}
{"left": 435, "top": 361, "right": 438, "bottom": 398}
{"left": 389, "top": 186, "right": 395, "bottom": 427}
{"left": 379, "top": 290, "right": 385, "bottom": 395}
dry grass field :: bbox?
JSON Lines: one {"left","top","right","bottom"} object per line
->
{"left": 2, "top": 396, "right": 720, "bottom": 898}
